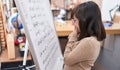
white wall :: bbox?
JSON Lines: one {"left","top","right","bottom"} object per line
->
{"left": 101, "top": 0, "right": 120, "bottom": 21}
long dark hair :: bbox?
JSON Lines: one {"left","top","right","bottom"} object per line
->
{"left": 71, "top": 1, "right": 106, "bottom": 41}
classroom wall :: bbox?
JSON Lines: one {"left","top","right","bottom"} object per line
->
{"left": 50, "top": 0, "right": 103, "bottom": 9}
{"left": 51, "top": 0, "right": 65, "bottom": 8}
{"left": 101, "top": 0, "right": 119, "bottom": 21}
{"left": 79, "top": 0, "right": 103, "bottom": 8}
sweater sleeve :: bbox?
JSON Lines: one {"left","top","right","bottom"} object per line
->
{"left": 64, "top": 31, "right": 78, "bottom": 57}
{"left": 64, "top": 38, "right": 98, "bottom": 66}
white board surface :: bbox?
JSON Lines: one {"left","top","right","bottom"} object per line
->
{"left": 15, "top": 0, "right": 63, "bottom": 70}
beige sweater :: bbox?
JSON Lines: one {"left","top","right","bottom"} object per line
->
{"left": 64, "top": 31, "right": 101, "bottom": 70}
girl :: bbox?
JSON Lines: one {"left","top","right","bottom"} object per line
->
{"left": 64, "top": 1, "right": 106, "bottom": 70}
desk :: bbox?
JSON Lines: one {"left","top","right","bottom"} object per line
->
{"left": 55, "top": 21, "right": 74, "bottom": 36}
{"left": 55, "top": 20, "right": 120, "bottom": 36}
{"left": 105, "top": 23, "right": 120, "bottom": 34}
{"left": 56, "top": 21, "right": 120, "bottom": 53}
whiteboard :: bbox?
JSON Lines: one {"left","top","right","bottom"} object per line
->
{"left": 15, "top": 0, "right": 63, "bottom": 70}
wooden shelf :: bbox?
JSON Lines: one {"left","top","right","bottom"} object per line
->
{"left": 1, "top": 47, "right": 32, "bottom": 63}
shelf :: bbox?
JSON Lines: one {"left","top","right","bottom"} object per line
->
{"left": 1, "top": 47, "right": 32, "bottom": 63}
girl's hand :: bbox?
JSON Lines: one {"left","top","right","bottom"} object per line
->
{"left": 74, "top": 27, "right": 80, "bottom": 35}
